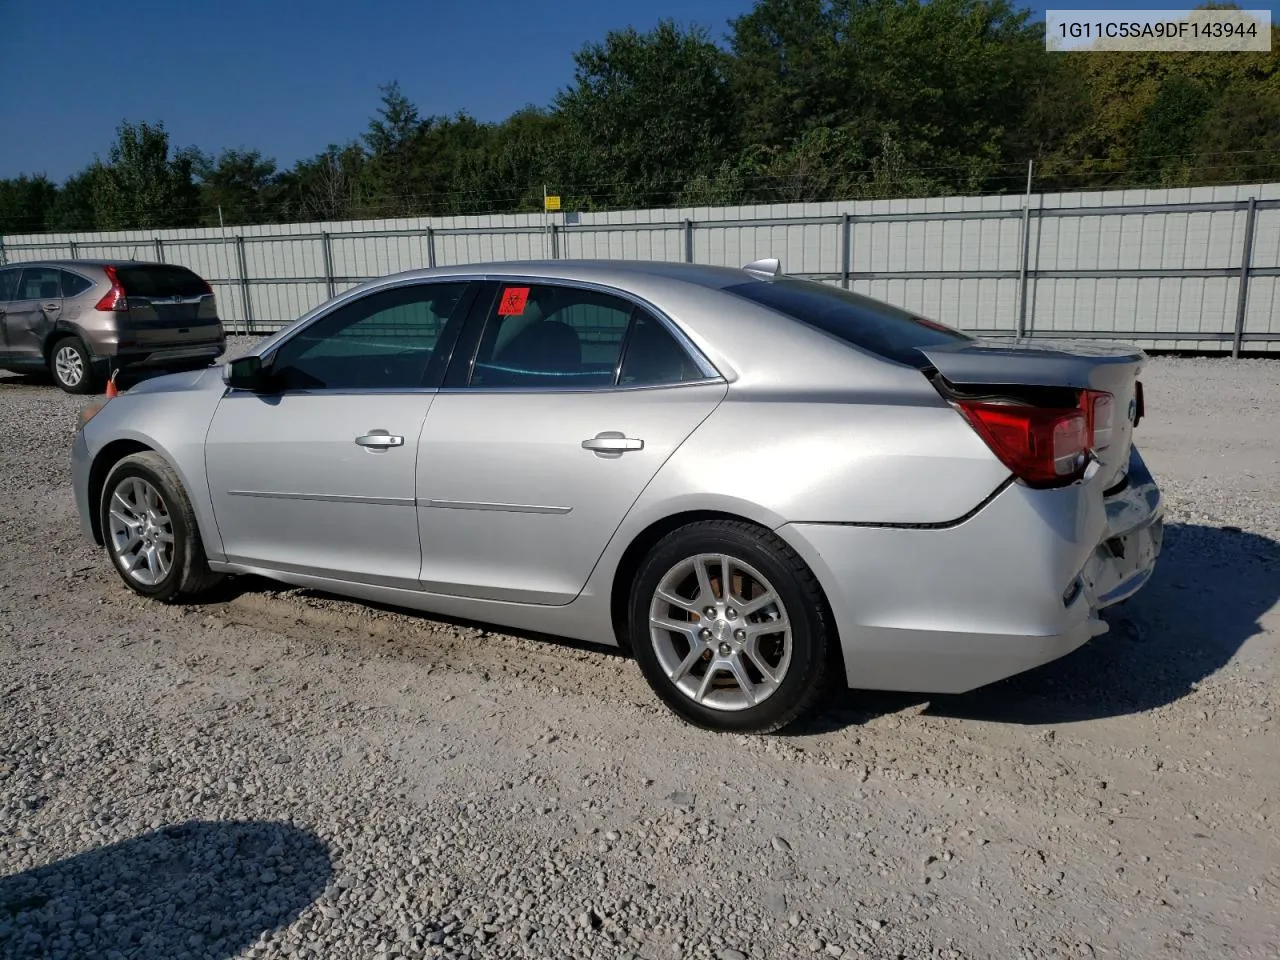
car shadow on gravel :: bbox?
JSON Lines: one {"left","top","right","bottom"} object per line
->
{"left": 0, "top": 820, "right": 332, "bottom": 959}
{"left": 799, "top": 522, "right": 1280, "bottom": 731}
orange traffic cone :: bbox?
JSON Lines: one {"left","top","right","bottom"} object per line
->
{"left": 105, "top": 370, "right": 119, "bottom": 399}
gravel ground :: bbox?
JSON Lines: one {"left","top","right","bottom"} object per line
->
{"left": 1, "top": 344, "right": 1278, "bottom": 960}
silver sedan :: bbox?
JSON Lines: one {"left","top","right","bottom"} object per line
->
{"left": 71, "top": 259, "right": 1164, "bottom": 733}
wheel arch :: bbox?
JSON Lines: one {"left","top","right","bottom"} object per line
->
{"left": 43, "top": 324, "right": 89, "bottom": 362}
{"left": 608, "top": 509, "right": 841, "bottom": 670}
{"left": 86, "top": 439, "right": 157, "bottom": 544}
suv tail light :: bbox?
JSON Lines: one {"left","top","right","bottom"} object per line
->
{"left": 95, "top": 265, "right": 128, "bottom": 312}
{"left": 955, "top": 389, "right": 1113, "bottom": 488}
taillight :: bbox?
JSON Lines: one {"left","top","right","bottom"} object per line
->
{"left": 956, "top": 388, "right": 1115, "bottom": 488}
{"left": 95, "top": 265, "right": 128, "bottom": 312}
{"left": 957, "top": 401, "right": 1089, "bottom": 487}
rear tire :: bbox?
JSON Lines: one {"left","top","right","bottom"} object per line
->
{"left": 628, "top": 519, "right": 831, "bottom": 734}
{"left": 99, "top": 451, "right": 224, "bottom": 603}
{"left": 49, "top": 336, "right": 98, "bottom": 394}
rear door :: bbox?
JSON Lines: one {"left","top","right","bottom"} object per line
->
{"left": 415, "top": 281, "right": 726, "bottom": 605}
{"left": 114, "top": 264, "right": 221, "bottom": 347}
{"left": 3, "top": 266, "right": 62, "bottom": 363}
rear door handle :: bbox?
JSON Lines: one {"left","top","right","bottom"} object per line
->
{"left": 582, "top": 431, "right": 644, "bottom": 455}
{"left": 355, "top": 430, "right": 404, "bottom": 451}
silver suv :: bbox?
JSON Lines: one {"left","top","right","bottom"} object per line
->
{"left": 0, "top": 259, "right": 226, "bottom": 393}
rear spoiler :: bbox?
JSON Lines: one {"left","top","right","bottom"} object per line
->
{"left": 917, "top": 338, "right": 1145, "bottom": 391}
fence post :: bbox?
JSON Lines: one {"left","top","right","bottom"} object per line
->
{"left": 68, "top": 240, "right": 79, "bottom": 260}
{"left": 234, "top": 235, "right": 254, "bottom": 335}
{"left": 1232, "top": 196, "right": 1258, "bottom": 359}
{"left": 425, "top": 226, "right": 436, "bottom": 268}
{"left": 840, "top": 212, "right": 852, "bottom": 289}
{"left": 153, "top": 238, "right": 164, "bottom": 263}
{"left": 683, "top": 219, "right": 694, "bottom": 263}
{"left": 1015, "top": 160, "right": 1034, "bottom": 339}
{"left": 321, "top": 232, "right": 335, "bottom": 299}
{"left": 549, "top": 222, "right": 560, "bottom": 259}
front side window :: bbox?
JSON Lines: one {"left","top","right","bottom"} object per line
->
{"left": 16, "top": 267, "right": 61, "bottom": 301}
{"left": 0, "top": 267, "right": 19, "bottom": 302}
{"left": 269, "top": 281, "right": 473, "bottom": 391}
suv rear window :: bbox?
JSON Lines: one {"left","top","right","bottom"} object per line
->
{"left": 723, "top": 277, "right": 971, "bottom": 368}
{"left": 114, "top": 265, "right": 209, "bottom": 298}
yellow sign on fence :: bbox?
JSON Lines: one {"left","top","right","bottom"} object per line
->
{"left": 544, "top": 194, "right": 562, "bottom": 212}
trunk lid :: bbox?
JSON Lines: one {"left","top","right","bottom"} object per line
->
{"left": 114, "top": 264, "right": 221, "bottom": 346}
{"left": 920, "top": 338, "right": 1145, "bottom": 490}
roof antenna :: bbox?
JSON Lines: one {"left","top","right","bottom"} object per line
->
{"left": 742, "top": 257, "right": 781, "bottom": 278}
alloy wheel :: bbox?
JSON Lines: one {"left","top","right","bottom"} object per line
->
{"left": 648, "top": 553, "right": 792, "bottom": 711}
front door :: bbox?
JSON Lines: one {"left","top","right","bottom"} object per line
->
{"left": 204, "top": 279, "right": 479, "bottom": 587}
{"left": 0, "top": 266, "right": 19, "bottom": 357}
{"left": 417, "top": 282, "right": 726, "bottom": 605}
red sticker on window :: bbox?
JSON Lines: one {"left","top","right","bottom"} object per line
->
{"left": 498, "top": 286, "right": 530, "bottom": 316}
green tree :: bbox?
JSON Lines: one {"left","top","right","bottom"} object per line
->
{"left": 556, "top": 20, "right": 738, "bottom": 208}
{"left": 730, "top": 0, "right": 1050, "bottom": 196}
{"left": 91, "top": 121, "right": 199, "bottom": 230}
{"left": 46, "top": 167, "right": 104, "bottom": 232}
{"left": 195, "top": 149, "right": 281, "bottom": 226}
{"left": 1040, "top": 19, "right": 1280, "bottom": 189}
{"left": 0, "top": 175, "right": 58, "bottom": 234}
{"left": 277, "top": 143, "right": 369, "bottom": 222}
{"left": 363, "top": 81, "right": 426, "bottom": 215}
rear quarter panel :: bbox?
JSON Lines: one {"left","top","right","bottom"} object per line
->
{"left": 640, "top": 394, "right": 1010, "bottom": 526}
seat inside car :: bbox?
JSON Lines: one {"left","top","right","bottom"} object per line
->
{"left": 495, "top": 318, "right": 582, "bottom": 381}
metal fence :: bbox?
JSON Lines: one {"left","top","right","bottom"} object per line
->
{"left": 3, "top": 182, "right": 1278, "bottom": 354}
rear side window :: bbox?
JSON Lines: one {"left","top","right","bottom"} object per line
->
{"left": 0, "top": 267, "right": 18, "bottom": 302}
{"left": 59, "top": 270, "right": 94, "bottom": 298}
{"left": 618, "top": 311, "right": 706, "bottom": 386}
{"left": 723, "top": 277, "right": 971, "bottom": 368}
{"left": 17, "top": 267, "right": 61, "bottom": 300}
{"left": 114, "top": 264, "right": 209, "bottom": 298}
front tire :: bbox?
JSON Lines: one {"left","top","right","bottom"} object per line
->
{"left": 99, "top": 452, "right": 223, "bottom": 602}
{"left": 629, "top": 519, "right": 832, "bottom": 734}
{"left": 50, "top": 336, "right": 98, "bottom": 394}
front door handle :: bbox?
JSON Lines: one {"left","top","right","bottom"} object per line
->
{"left": 355, "top": 430, "right": 404, "bottom": 451}
{"left": 582, "top": 431, "right": 644, "bottom": 456}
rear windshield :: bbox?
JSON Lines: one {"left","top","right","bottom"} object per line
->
{"left": 723, "top": 277, "right": 971, "bottom": 367}
{"left": 115, "top": 265, "right": 209, "bottom": 298}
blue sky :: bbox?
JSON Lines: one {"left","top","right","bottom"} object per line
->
{"left": 1, "top": 0, "right": 1275, "bottom": 182}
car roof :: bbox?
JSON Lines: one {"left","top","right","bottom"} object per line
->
{"left": 2, "top": 259, "right": 168, "bottom": 269}
{"left": 381, "top": 259, "right": 762, "bottom": 291}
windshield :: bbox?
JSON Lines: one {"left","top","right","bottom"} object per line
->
{"left": 723, "top": 276, "right": 971, "bottom": 368}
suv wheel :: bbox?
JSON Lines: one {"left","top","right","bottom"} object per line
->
{"left": 50, "top": 336, "right": 98, "bottom": 394}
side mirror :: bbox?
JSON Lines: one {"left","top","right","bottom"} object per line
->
{"left": 223, "top": 354, "right": 270, "bottom": 391}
